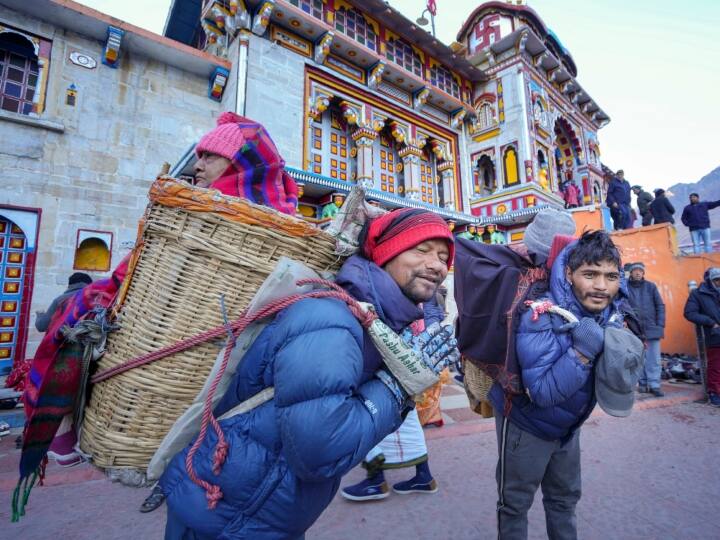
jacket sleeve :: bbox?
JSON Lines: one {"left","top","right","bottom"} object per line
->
{"left": 273, "top": 304, "right": 403, "bottom": 482}
{"left": 34, "top": 297, "right": 60, "bottom": 332}
{"left": 684, "top": 291, "right": 715, "bottom": 327}
{"left": 666, "top": 199, "right": 675, "bottom": 216}
{"left": 681, "top": 206, "right": 690, "bottom": 226}
{"left": 605, "top": 183, "right": 617, "bottom": 206}
{"left": 653, "top": 284, "right": 666, "bottom": 328}
{"left": 707, "top": 200, "right": 720, "bottom": 210}
{"left": 516, "top": 312, "right": 592, "bottom": 408}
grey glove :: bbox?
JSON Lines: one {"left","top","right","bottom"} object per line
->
{"left": 400, "top": 322, "right": 460, "bottom": 373}
{"left": 568, "top": 317, "right": 605, "bottom": 360}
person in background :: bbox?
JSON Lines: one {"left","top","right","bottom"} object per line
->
{"left": 649, "top": 188, "right": 675, "bottom": 225}
{"left": 626, "top": 262, "right": 666, "bottom": 397}
{"left": 606, "top": 170, "right": 632, "bottom": 230}
{"left": 681, "top": 193, "right": 720, "bottom": 254}
{"left": 563, "top": 180, "right": 581, "bottom": 209}
{"left": 684, "top": 267, "right": 720, "bottom": 407}
{"left": 632, "top": 185, "right": 653, "bottom": 226}
{"left": 35, "top": 273, "right": 92, "bottom": 332}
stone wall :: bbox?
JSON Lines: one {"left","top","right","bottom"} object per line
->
{"left": 0, "top": 8, "right": 222, "bottom": 356}
{"left": 244, "top": 33, "right": 305, "bottom": 169}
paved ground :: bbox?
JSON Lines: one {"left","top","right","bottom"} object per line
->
{"left": 1, "top": 379, "right": 717, "bottom": 540}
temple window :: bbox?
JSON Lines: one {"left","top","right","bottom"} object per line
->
{"left": 0, "top": 32, "right": 40, "bottom": 115}
{"left": 309, "top": 105, "right": 356, "bottom": 181}
{"left": 475, "top": 154, "right": 496, "bottom": 196}
{"left": 375, "top": 132, "right": 400, "bottom": 194}
{"left": 289, "top": 0, "right": 324, "bottom": 20}
{"left": 503, "top": 146, "right": 520, "bottom": 186}
{"left": 385, "top": 38, "right": 422, "bottom": 78}
{"left": 430, "top": 64, "right": 460, "bottom": 99}
{"left": 476, "top": 102, "right": 495, "bottom": 130}
{"left": 335, "top": 8, "right": 377, "bottom": 52}
{"left": 419, "top": 151, "right": 437, "bottom": 204}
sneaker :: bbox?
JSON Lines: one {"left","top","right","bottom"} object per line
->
{"left": 392, "top": 477, "right": 438, "bottom": 495}
{"left": 340, "top": 477, "right": 390, "bottom": 501}
{"left": 650, "top": 388, "right": 665, "bottom": 397}
{"left": 709, "top": 394, "right": 720, "bottom": 407}
{"left": 0, "top": 421, "right": 9, "bottom": 437}
{"left": 47, "top": 450, "right": 84, "bottom": 468}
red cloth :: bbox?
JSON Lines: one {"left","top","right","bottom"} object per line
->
{"left": 564, "top": 184, "right": 580, "bottom": 206}
{"left": 546, "top": 234, "right": 576, "bottom": 270}
{"left": 707, "top": 346, "right": 720, "bottom": 396}
{"left": 363, "top": 208, "right": 454, "bottom": 268}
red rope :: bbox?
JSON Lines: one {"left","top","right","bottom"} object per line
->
{"left": 90, "top": 279, "right": 377, "bottom": 508}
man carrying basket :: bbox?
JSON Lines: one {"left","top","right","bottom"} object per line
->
{"left": 160, "top": 207, "right": 459, "bottom": 539}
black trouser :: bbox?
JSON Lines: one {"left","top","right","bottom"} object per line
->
{"left": 640, "top": 211, "right": 652, "bottom": 226}
{"left": 495, "top": 415, "right": 582, "bottom": 540}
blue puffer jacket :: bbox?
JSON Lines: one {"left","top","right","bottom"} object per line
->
{"left": 160, "top": 255, "right": 421, "bottom": 539}
{"left": 489, "top": 242, "right": 628, "bottom": 441}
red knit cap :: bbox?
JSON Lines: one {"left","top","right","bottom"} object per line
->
{"left": 363, "top": 208, "right": 454, "bottom": 268}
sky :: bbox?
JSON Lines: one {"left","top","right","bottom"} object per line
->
{"left": 80, "top": 0, "right": 720, "bottom": 190}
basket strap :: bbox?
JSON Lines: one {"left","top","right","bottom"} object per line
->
{"left": 217, "top": 387, "right": 275, "bottom": 421}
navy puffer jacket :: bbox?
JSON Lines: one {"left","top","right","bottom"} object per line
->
{"left": 160, "top": 255, "right": 420, "bottom": 539}
{"left": 684, "top": 270, "right": 720, "bottom": 348}
{"left": 489, "top": 242, "right": 628, "bottom": 441}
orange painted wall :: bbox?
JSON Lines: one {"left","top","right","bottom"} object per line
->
{"left": 570, "top": 206, "right": 604, "bottom": 235}
{"left": 594, "top": 222, "right": 719, "bottom": 354}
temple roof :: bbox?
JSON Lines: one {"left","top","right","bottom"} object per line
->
{"left": 457, "top": 1, "right": 577, "bottom": 77}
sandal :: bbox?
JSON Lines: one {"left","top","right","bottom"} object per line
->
{"left": 139, "top": 485, "right": 166, "bottom": 513}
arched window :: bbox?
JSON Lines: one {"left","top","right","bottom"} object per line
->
{"left": 335, "top": 8, "right": 377, "bottom": 52}
{"left": 374, "top": 132, "right": 401, "bottom": 194}
{"left": 503, "top": 146, "right": 519, "bottom": 187}
{"left": 289, "top": 0, "right": 324, "bottom": 20}
{"left": 385, "top": 38, "right": 422, "bottom": 78}
{"left": 476, "top": 155, "right": 496, "bottom": 195}
{"left": 419, "top": 150, "right": 437, "bottom": 205}
{"left": 430, "top": 64, "right": 460, "bottom": 99}
{"left": 0, "top": 32, "right": 39, "bottom": 115}
{"left": 74, "top": 237, "right": 110, "bottom": 272}
{"left": 476, "top": 102, "right": 495, "bottom": 130}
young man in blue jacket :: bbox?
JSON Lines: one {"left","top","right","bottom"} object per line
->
{"left": 605, "top": 170, "right": 632, "bottom": 230}
{"left": 489, "top": 230, "right": 634, "bottom": 539}
{"left": 160, "top": 208, "right": 459, "bottom": 540}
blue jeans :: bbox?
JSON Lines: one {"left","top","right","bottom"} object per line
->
{"left": 639, "top": 339, "right": 662, "bottom": 390}
{"left": 691, "top": 228, "right": 712, "bottom": 253}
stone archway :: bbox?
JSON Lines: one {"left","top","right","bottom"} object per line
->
{"left": 553, "top": 117, "right": 582, "bottom": 195}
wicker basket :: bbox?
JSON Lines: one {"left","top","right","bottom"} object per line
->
{"left": 80, "top": 178, "right": 341, "bottom": 469}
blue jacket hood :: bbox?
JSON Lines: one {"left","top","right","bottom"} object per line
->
{"left": 336, "top": 254, "right": 423, "bottom": 333}
{"left": 550, "top": 240, "right": 628, "bottom": 325}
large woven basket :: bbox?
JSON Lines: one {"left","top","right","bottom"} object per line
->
{"left": 80, "top": 178, "right": 341, "bottom": 469}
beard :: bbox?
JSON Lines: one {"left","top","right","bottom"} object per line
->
{"left": 401, "top": 272, "right": 441, "bottom": 304}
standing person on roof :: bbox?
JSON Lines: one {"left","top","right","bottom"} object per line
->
{"left": 649, "top": 188, "right": 675, "bottom": 225}
{"left": 606, "top": 170, "right": 632, "bottom": 230}
{"left": 490, "top": 230, "right": 643, "bottom": 539}
{"left": 160, "top": 208, "right": 459, "bottom": 539}
{"left": 681, "top": 193, "right": 720, "bottom": 254}
{"left": 631, "top": 185, "right": 653, "bottom": 227}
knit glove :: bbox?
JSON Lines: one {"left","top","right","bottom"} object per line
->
{"left": 400, "top": 322, "right": 460, "bottom": 373}
{"left": 373, "top": 322, "right": 459, "bottom": 402}
{"left": 566, "top": 317, "right": 605, "bottom": 360}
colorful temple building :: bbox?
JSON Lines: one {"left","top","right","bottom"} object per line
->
{"left": 1, "top": 0, "right": 716, "bottom": 370}
{"left": 163, "top": 0, "right": 610, "bottom": 242}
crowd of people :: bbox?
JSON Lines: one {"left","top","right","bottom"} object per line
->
{"left": 19, "top": 114, "right": 720, "bottom": 540}
{"left": 604, "top": 169, "right": 719, "bottom": 254}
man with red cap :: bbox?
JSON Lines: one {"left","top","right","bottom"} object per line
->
{"left": 160, "top": 208, "right": 459, "bottom": 539}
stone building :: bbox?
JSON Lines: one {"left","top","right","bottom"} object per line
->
{"left": 0, "top": 0, "right": 230, "bottom": 369}
{"left": 0, "top": 0, "right": 612, "bottom": 371}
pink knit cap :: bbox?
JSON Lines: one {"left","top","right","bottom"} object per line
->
{"left": 195, "top": 112, "right": 248, "bottom": 159}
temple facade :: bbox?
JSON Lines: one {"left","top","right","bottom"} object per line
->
{"left": 164, "top": 0, "right": 610, "bottom": 242}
